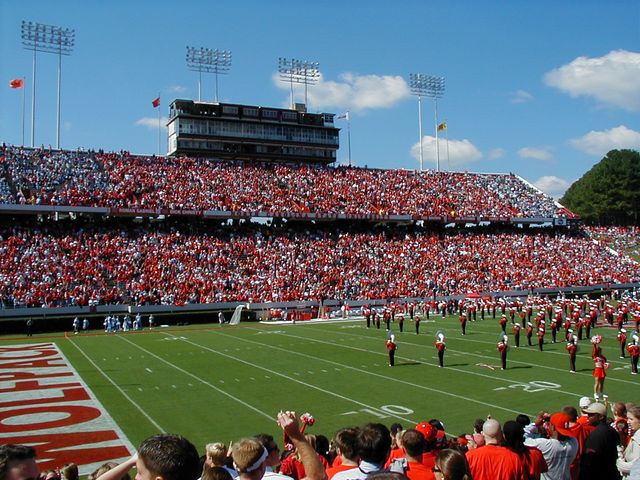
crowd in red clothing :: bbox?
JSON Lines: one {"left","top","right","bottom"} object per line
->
{"left": 1, "top": 221, "right": 639, "bottom": 309}
{"left": 7, "top": 397, "right": 637, "bottom": 480}
{"left": 0, "top": 146, "right": 569, "bottom": 218}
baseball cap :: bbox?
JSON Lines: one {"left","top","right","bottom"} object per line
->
{"left": 583, "top": 402, "right": 607, "bottom": 416}
{"left": 415, "top": 421, "right": 436, "bottom": 441}
{"left": 579, "top": 396, "right": 592, "bottom": 409}
{"left": 550, "top": 413, "right": 576, "bottom": 437}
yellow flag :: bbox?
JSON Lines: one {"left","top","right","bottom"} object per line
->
{"left": 437, "top": 122, "right": 447, "bottom": 132}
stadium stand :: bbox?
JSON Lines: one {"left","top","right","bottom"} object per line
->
{"left": 0, "top": 146, "right": 572, "bottom": 219}
{"left": 1, "top": 220, "right": 638, "bottom": 309}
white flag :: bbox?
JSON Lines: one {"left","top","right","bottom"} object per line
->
{"left": 336, "top": 112, "right": 349, "bottom": 121}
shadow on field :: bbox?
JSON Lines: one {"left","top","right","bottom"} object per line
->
{"left": 397, "top": 362, "right": 422, "bottom": 367}
{"left": 445, "top": 363, "right": 469, "bottom": 367}
{"left": 508, "top": 365, "right": 533, "bottom": 370}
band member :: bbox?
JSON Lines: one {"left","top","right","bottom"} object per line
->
{"left": 499, "top": 315, "right": 507, "bottom": 333}
{"left": 576, "top": 317, "right": 584, "bottom": 340}
{"left": 384, "top": 308, "right": 391, "bottom": 331}
{"left": 513, "top": 323, "right": 521, "bottom": 348}
{"left": 617, "top": 328, "right": 627, "bottom": 359}
{"left": 526, "top": 322, "right": 533, "bottom": 346}
{"left": 584, "top": 315, "right": 593, "bottom": 339}
{"left": 414, "top": 314, "right": 421, "bottom": 335}
{"left": 459, "top": 312, "right": 467, "bottom": 336}
{"left": 591, "top": 335, "right": 607, "bottom": 400}
{"left": 566, "top": 335, "right": 578, "bottom": 373}
{"left": 364, "top": 305, "right": 371, "bottom": 328}
{"left": 386, "top": 334, "right": 397, "bottom": 367}
{"left": 435, "top": 331, "right": 446, "bottom": 368}
{"left": 397, "top": 313, "right": 404, "bottom": 333}
{"left": 537, "top": 327, "right": 545, "bottom": 351}
{"left": 550, "top": 316, "right": 558, "bottom": 343}
{"left": 497, "top": 334, "right": 509, "bottom": 370}
{"left": 374, "top": 308, "right": 381, "bottom": 329}
{"left": 627, "top": 332, "right": 639, "bottom": 375}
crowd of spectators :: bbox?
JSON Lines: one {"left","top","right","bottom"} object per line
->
{"left": 1, "top": 220, "right": 638, "bottom": 309}
{"left": 585, "top": 226, "right": 640, "bottom": 260}
{"left": 3, "top": 399, "right": 638, "bottom": 480}
{"left": 0, "top": 146, "right": 569, "bottom": 218}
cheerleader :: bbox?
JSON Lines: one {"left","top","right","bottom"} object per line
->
{"left": 591, "top": 335, "right": 608, "bottom": 400}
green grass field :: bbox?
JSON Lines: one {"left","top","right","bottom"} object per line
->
{"left": 2, "top": 315, "right": 637, "bottom": 451}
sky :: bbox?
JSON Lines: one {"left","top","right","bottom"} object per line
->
{"left": 1, "top": 0, "right": 639, "bottom": 199}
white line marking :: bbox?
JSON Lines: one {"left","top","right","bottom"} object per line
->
{"left": 117, "top": 336, "right": 273, "bottom": 421}
{"left": 172, "top": 335, "right": 419, "bottom": 424}
{"left": 66, "top": 338, "right": 164, "bottom": 432}
{"left": 145, "top": 368, "right": 153, "bottom": 373}
{"left": 207, "top": 330, "right": 530, "bottom": 417}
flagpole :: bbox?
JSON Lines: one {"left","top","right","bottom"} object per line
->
{"left": 434, "top": 98, "right": 440, "bottom": 172}
{"left": 446, "top": 123, "right": 450, "bottom": 171}
{"left": 347, "top": 112, "right": 352, "bottom": 167}
{"left": 157, "top": 93, "right": 161, "bottom": 156}
{"left": 21, "top": 77, "right": 26, "bottom": 147}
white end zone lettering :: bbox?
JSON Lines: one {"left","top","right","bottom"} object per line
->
{"left": 0, "top": 343, "right": 134, "bottom": 475}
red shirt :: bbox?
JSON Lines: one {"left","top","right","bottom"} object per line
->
{"left": 466, "top": 444, "right": 526, "bottom": 480}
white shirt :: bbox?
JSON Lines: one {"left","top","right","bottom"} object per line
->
{"left": 525, "top": 436, "right": 578, "bottom": 480}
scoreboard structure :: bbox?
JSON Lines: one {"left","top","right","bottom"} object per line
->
{"left": 167, "top": 100, "right": 340, "bottom": 165}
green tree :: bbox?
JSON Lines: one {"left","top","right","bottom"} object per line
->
{"left": 560, "top": 149, "right": 640, "bottom": 225}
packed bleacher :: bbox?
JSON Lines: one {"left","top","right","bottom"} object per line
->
{"left": 1, "top": 220, "right": 639, "bottom": 309}
{"left": 586, "top": 226, "right": 640, "bottom": 260}
{"left": 4, "top": 398, "right": 638, "bottom": 480}
{"left": 0, "top": 146, "right": 572, "bottom": 218}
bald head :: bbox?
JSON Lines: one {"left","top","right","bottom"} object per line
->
{"left": 482, "top": 419, "right": 502, "bottom": 444}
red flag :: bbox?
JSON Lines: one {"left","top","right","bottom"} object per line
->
{"left": 9, "top": 79, "right": 24, "bottom": 89}
{"left": 152, "top": 97, "right": 160, "bottom": 108}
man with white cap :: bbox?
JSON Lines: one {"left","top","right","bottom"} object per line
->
{"left": 576, "top": 397, "right": 596, "bottom": 439}
{"left": 524, "top": 412, "right": 578, "bottom": 480}
{"left": 579, "top": 402, "right": 621, "bottom": 480}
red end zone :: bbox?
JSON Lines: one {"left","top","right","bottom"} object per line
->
{"left": 0, "top": 343, "right": 134, "bottom": 475}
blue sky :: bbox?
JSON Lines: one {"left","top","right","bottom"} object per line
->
{"left": 1, "top": 0, "right": 639, "bottom": 199}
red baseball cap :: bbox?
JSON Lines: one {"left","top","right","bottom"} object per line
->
{"left": 415, "top": 421, "right": 436, "bottom": 441}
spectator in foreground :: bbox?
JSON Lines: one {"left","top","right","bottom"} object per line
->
{"left": 332, "top": 423, "right": 391, "bottom": 480}
{"left": 0, "top": 445, "right": 39, "bottom": 480}
{"left": 524, "top": 412, "right": 578, "bottom": 480}
{"left": 465, "top": 418, "right": 525, "bottom": 480}
{"left": 433, "top": 449, "right": 471, "bottom": 480}
{"left": 96, "top": 434, "right": 200, "bottom": 480}
{"left": 579, "top": 402, "right": 621, "bottom": 480}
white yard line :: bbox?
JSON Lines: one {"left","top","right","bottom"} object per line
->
{"left": 116, "top": 335, "right": 274, "bottom": 422}
{"left": 66, "top": 336, "right": 165, "bottom": 432}
{"left": 197, "top": 330, "right": 533, "bottom": 417}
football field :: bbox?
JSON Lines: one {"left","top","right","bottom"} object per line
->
{"left": 1, "top": 314, "right": 636, "bottom": 469}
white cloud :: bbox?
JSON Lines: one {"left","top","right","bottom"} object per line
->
{"left": 167, "top": 85, "right": 187, "bottom": 94}
{"left": 410, "top": 136, "right": 482, "bottom": 168}
{"left": 544, "top": 50, "right": 640, "bottom": 111}
{"left": 274, "top": 72, "right": 411, "bottom": 112}
{"left": 518, "top": 147, "right": 553, "bottom": 161}
{"left": 135, "top": 117, "right": 168, "bottom": 130}
{"left": 510, "top": 90, "right": 533, "bottom": 104}
{"left": 533, "top": 175, "right": 573, "bottom": 200}
{"left": 569, "top": 125, "right": 640, "bottom": 156}
{"left": 489, "top": 148, "right": 505, "bottom": 160}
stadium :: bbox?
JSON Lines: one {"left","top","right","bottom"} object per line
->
{"left": 1, "top": 3, "right": 639, "bottom": 480}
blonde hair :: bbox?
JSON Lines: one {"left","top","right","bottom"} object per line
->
{"left": 231, "top": 439, "right": 266, "bottom": 474}
{"left": 206, "top": 442, "right": 228, "bottom": 466}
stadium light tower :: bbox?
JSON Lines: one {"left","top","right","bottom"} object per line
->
{"left": 186, "top": 46, "right": 232, "bottom": 102}
{"left": 409, "top": 73, "right": 445, "bottom": 171}
{"left": 21, "top": 21, "right": 75, "bottom": 149}
{"left": 278, "top": 58, "right": 320, "bottom": 109}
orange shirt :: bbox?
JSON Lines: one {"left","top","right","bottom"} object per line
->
{"left": 466, "top": 444, "right": 526, "bottom": 480}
